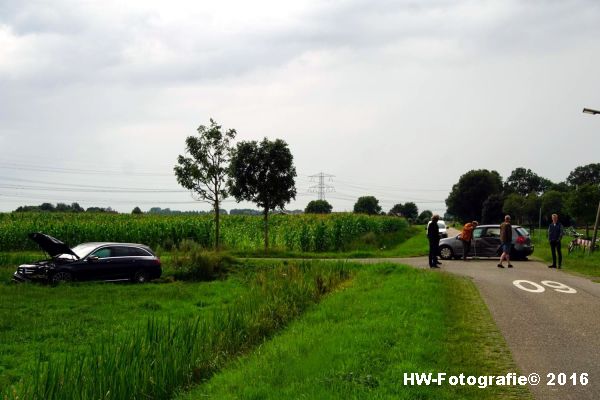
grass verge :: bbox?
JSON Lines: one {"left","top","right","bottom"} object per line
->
{"left": 177, "top": 264, "right": 531, "bottom": 399}
{"left": 2, "top": 261, "right": 351, "bottom": 399}
{"left": 530, "top": 235, "right": 600, "bottom": 280}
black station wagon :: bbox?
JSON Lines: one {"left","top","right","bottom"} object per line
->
{"left": 13, "top": 233, "right": 162, "bottom": 284}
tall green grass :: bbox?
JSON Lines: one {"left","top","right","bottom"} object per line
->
{"left": 3, "top": 262, "right": 352, "bottom": 400}
{"left": 0, "top": 274, "right": 249, "bottom": 390}
{"left": 0, "top": 213, "right": 408, "bottom": 253}
{"left": 179, "top": 264, "right": 531, "bottom": 399}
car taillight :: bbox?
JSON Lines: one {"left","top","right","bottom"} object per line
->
{"left": 516, "top": 236, "right": 526, "bottom": 244}
{"left": 153, "top": 258, "right": 161, "bottom": 265}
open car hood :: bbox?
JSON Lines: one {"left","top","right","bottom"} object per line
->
{"left": 28, "top": 232, "right": 80, "bottom": 260}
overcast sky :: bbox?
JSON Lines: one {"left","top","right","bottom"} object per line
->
{"left": 1, "top": 0, "right": 599, "bottom": 214}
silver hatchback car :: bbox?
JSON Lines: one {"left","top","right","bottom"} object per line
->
{"left": 438, "top": 224, "right": 534, "bottom": 260}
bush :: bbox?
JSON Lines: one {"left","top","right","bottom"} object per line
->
{"left": 171, "top": 241, "right": 237, "bottom": 281}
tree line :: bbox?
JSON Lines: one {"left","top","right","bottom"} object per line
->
{"left": 445, "top": 165, "right": 600, "bottom": 233}
{"left": 14, "top": 203, "right": 118, "bottom": 213}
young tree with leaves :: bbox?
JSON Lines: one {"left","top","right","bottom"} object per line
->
{"left": 174, "top": 119, "right": 236, "bottom": 250}
{"left": 228, "top": 138, "right": 297, "bottom": 252}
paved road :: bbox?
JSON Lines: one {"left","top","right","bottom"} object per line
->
{"left": 355, "top": 254, "right": 600, "bottom": 399}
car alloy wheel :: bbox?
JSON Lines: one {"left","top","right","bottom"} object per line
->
{"left": 133, "top": 270, "right": 149, "bottom": 283}
{"left": 439, "top": 246, "right": 453, "bottom": 260}
{"left": 52, "top": 271, "right": 72, "bottom": 283}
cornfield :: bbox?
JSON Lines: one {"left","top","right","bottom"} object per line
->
{"left": 0, "top": 212, "right": 408, "bottom": 252}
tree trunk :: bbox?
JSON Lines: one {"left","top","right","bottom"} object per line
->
{"left": 215, "top": 194, "right": 220, "bottom": 252}
{"left": 263, "top": 208, "right": 269, "bottom": 253}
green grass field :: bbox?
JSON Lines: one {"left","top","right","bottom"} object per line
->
{"left": 177, "top": 264, "right": 531, "bottom": 399}
{"left": 1, "top": 260, "right": 352, "bottom": 399}
{"left": 530, "top": 234, "right": 600, "bottom": 280}
{"left": 0, "top": 275, "right": 246, "bottom": 389}
{"left": 0, "top": 226, "right": 538, "bottom": 399}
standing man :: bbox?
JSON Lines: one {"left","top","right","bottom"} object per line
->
{"left": 427, "top": 214, "right": 441, "bottom": 268}
{"left": 498, "top": 215, "right": 513, "bottom": 268}
{"left": 548, "top": 213, "right": 564, "bottom": 269}
{"left": 460, "top": 220, "right": 478, "bottom": 260}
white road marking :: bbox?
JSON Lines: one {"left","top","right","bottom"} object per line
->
{"left": 512, "top": 280, "right": 577, "bottom": 294}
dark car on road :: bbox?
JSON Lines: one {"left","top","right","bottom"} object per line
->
{"left": 438, "top": 224, "right": 534, "bottom": 260}
{"left": 13, "top": 233, "right": 162, "bottom": 284}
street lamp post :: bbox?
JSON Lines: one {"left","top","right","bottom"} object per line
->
{"left": 582, "top": 107, "right": 600, "bottom": 252}
{"left": 593, "top": 202, "right": 600, "bottom": 253}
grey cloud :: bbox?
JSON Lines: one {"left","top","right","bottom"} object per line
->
{"left": 0, "top": 1, "right": 87, "bottom": 35}
{"left": 3, "top": 0, "right": 600, "bottom": 91}
{"left": 1, "top": 1, "right": 600, "bottom": 214}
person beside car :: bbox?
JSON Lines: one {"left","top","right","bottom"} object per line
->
{"left": 459, "top": 220, "right": 478, "bottom": 260}
{"left": 498, "top": 215, "right": 513, "bottom": 268}
{"left": 548, "top": 213, "right": 564, "bottom": 269}
{"left": 427, "top": 214, "right": 441, "bottom": 268}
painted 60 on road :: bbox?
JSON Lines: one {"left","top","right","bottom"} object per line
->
{"left": 513, "top": 280, "right": 577, "bottom": 294}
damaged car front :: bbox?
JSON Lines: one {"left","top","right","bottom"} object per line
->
{"left": 13, "top": 233, "right": 80, "bottom": 283}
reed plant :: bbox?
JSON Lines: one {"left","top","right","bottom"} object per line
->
{"left": 3, "top": 262, "right": 351, "bottom": 400}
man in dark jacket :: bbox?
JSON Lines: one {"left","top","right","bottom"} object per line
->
{"left": 427, "top": 214, "right": 441, "bottom": 268}
{"left": 548, "top": 213, "right": 564, "bottom": 269}
{"left": 498, "top": 215, "right": 513, "bottom": 268}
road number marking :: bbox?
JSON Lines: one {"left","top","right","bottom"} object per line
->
{"left": 512, "top": 280, "right": 577, "bottom": 294}
{"left": 513, "top": 280, "right": 545, "bottom": 293}
{"left": 541, "top": 280, "right": 577, "bottom": 294}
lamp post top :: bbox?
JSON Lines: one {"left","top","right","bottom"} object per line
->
{"left": 583, "top": 107, "right": 600, "bottom": 115}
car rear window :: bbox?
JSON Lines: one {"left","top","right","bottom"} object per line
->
{"left": 516, "top": 227, "right": 529, "bottom": 236}
{"left": 110, "top": 246, "right": 152, "bottom": 257}
{"left": 128, "top": 247, "right": 153, "bottom": 257}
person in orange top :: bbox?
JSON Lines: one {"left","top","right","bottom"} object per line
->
{"left": 460, "top": 221, "right": 478, "bottom": 260}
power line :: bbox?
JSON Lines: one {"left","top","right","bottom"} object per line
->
{"left": 335, "top": 179, "right": 448, "bottom": 192}
{"left": 0, "top": 161, "right": 172, "bottom": 177}
{"left": 0, "top": 192, "right": 240, "bottom": 205}
{"left": 0, "top": 184, "right": 184, "bottom": 194}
